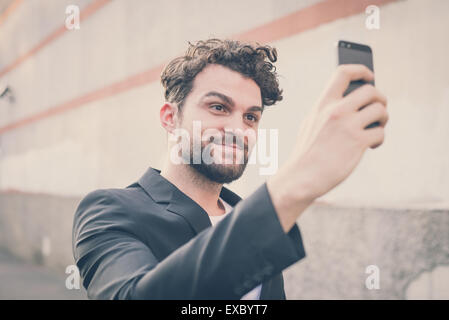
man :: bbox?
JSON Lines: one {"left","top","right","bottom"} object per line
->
{"left": 72, "top": 39, "right": 388, "bottom": 299}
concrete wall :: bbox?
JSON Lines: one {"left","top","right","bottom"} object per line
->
{"left": 285, "top": 203, "right": 449, "bottom": 299}
{"left": 0, "top": 0, "right": 448, "bottom": 299}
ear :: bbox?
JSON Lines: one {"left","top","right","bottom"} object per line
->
{"left": 160, "top": 102, "right": 179, "bottom": 133}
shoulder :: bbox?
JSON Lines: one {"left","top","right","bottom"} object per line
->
{"left": 75, "top": 183, "right": 152, "bottom": 217}
{"left": 72, "top": 185, "right": 153, "bottom": 240}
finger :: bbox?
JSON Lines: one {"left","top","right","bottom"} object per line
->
{"left": 356, "top": 102, "right": 389, "bottom": 129}
{"left": 342, "top": 84, "right": 387, "bottom": 113}
{"left": 363, "top": 126, "right": 385, "bottom": 149}
{"left": 323, "top": 64, "right": 375, "bottom": 101}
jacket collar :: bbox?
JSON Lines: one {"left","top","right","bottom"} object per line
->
{"left": 137, "top": 167, "right": 242, "bottom": 234}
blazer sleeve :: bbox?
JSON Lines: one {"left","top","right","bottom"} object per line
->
{"left": 72, "top": 182, "right": 306, "bottom": 299}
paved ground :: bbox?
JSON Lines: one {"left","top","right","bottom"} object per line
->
{"left": 0, "top": 249, "right": 87, "bottom": 300}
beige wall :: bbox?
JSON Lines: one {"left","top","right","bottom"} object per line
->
{"left": 1, "top": 0, "right": 448, "bottom": 208}
{"left": 0, "top": 0, "right": 448, "bottom": 299}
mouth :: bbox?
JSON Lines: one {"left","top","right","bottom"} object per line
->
{"left": 209, "top": 142, "right": 246, "bottom": 165}
{"left": 207, "top": 135, "right": 245, "bottom": 151}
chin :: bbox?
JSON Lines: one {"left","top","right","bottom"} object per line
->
{"left": 190, "top": 162, "right": 247, "bottom": 184}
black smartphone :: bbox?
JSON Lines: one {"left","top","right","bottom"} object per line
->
{"left": 338, "top": 40, "right": 379, "bottom": 128}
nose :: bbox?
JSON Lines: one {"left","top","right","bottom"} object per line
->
{"left": 221, "top": 129, "right": 244, "bottom": 149}
{"left": 217, "top": 111, "right": 257, "bottom": 150}
{"left": 221, "top": 110, "right": 247, "bottom": 132}
{"left": 222, "top": 125, "right": 256, "bottom": 151}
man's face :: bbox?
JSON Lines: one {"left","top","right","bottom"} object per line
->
{"left": 174, "top": 64, "right": 262, "bottom": 184}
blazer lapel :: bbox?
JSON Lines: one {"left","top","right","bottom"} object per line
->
{"left": 258, "top": 280, "right": 272, "bottom": 300}
{"left": 138, "top": 167, "right": 212, "bottom": 234}
{"left": 167, "top": 176, "right": 245, "bottom": 233}
{"left": 137, "top": 167, "right": 274, "bottom": 298}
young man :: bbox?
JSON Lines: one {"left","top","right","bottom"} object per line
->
{"left": 72, "top": 39, "right": 388, "bottom": 299}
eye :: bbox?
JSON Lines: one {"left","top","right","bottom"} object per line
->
{"left": 210, "top": 104, "right": 226, "bottom": 112}
{"left": 245, "top": 113, "right": 259, "bottom": 122}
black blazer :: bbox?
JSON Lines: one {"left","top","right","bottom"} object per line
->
{"left": 72, "top": 167, "right": 306, "bottom": 299}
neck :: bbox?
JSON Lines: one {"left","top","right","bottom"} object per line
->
{"left": 160, "top": 159, "right": 225, "bottom": 216}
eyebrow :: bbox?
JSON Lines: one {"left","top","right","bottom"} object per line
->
{"left": 201, "top": 91, "right": 263, "bottom": 113}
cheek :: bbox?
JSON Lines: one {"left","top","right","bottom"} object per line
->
{"left": 182, "top": 111, "right": 217, "bottom": 133}
{"left": 246, "top": 131, "right": 258, "bottom": 150}
{"left": 177, "top": 112, "right": 202, "bottom": 136}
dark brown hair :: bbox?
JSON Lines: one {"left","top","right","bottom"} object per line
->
{"left": 161, "top": 39, "right": 283, "bottom": 111}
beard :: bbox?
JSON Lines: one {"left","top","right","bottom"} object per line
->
{"left": 188, "top": 140, "right": 249, "bottom": 184}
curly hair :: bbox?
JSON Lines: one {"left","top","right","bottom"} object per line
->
{"left": 161, "top": 39, "right": 283, "bottom": 111}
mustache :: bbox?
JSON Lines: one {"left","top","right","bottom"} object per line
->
{"left": 205, "top": 134, "right": 247, "bottom": 150}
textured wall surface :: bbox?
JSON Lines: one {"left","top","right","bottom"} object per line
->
{"left": 284, "top": 203, "right": 449, "bottom": 299}
{"left": 0, "top": 192, "right": 79, "bottom": 268}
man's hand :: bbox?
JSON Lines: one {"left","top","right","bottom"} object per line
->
{"left": 267, "top": 64, "right": 389, "bottom": 233}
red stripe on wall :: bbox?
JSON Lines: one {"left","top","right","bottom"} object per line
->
{"left": 235, "top": 0, "right": 396, "bottom": 43}
{"left": 0, "top": 66, "right": 163, "bottom": 134}
{"left": 0, "top": 0, "right": 112, "bottom": 79}
{"left": 0, "top": 0, "right": 22, "bottom": 27}
{"left": 0, "top": 0, "right": 397, "bottom": 135}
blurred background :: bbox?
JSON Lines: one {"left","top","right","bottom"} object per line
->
{"left": 0, "top": 0, "right": 448, "bottom": 299}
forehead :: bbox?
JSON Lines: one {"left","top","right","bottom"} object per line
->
{"left": 188, "top": 64, "right": 262, "bottom": 107}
